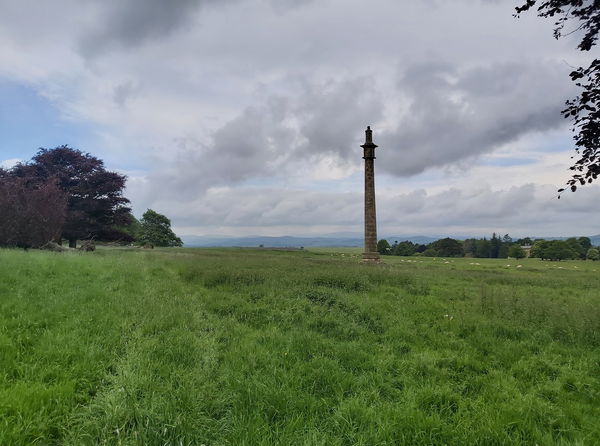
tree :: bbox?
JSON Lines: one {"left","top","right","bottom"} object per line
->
{"left": 530, "top": 240, "right": 550, "bottom": 259}
{"left": 490, "top": 233, "right": 501, "bottom": 258}
{"left": 508, "top": 244, "right": 526, "bottom": 259}
{"left": 475, "top": 238, "right": 492, "bottom": 258}
{"left": 463, "top": 238, "right": 477, "bottom": 257}
{"left": 516, "top": 237, "right": 534, "bottom": 245}
{"left": 429, "top": 237, "right": 463, "bottom": 257}
{"left": 578, "top": 236, "right": 592, "bottom": 251}
{"left": 0, "top": 176, "right": 67, "bottom": 248}
{"left": 422, "top": 248, "right": 439, "bottom": 257}
{"left": 587, "top": 247, "right": 600, "bottom": 260}
{"left": 139, "top": 209, "right": 183, "bottom": 247}
{"left": 377, "top": 239, "right": 391, "bottom": 255}
{"left": 12, "top": 146, "right": 131, "bottom": 247}
{"left": 544, "top": 240, "right": 578, "bottom": 260}
{"left": 531, "top": 239, "right": 578, "bottom": 260}
{"left": 392, "top": 240, "right": 417, "bottom": 256}
{"left": 115, "top": 212, "right": 143, "bottom": 243}
{"left": 566, "top": 237, "right": 586, "bottom": 259}
{"left": 515, "top": 1, "right": 600, "bottom": 192}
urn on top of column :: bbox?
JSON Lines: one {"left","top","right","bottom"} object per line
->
{"left": 361, "top": 126, "right": 378, "bottom": 159}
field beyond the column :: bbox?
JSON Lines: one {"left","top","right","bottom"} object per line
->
{"left": 1, "top": 247, "right": 599, "bottom": 445}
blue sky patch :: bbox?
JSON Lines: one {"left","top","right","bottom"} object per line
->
{"left": 0, "top": 80, "right": 91, "bottom": 162}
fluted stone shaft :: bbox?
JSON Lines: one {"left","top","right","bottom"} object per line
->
{"left": 361, "top": 127, "right": 380, "bottom": 262}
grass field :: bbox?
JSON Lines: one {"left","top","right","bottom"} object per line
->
{"left": 1, "top": 248, "right": 599, "bottom": 445}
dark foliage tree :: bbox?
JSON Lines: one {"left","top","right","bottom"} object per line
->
{"left": 530, "top": 239, "right": 578, "bottom": 260}
{"left": 475, "top": 238, "right": 492, "bottom": 258}
{"left": 587, "top": 247, "right": 600, "bottom": 260}
{"left": 422, "top": 248, "right": 439, "bottom": 257}
{"left": 578, "top": 236, "right": 592, "bottom": 251}
{"left": 391, "top": 240, "right": 418, "bottom": 256}
{"left": 515, "top": 1, "right": 600, "bottom": 193}
{"left": 0, "top": 175, "right": 67, "bottom": 248}
{"left": 508, "top": 244, "right": 526, "bottom": 259}
{"left": 490, "top": 233, "right": 502, "bottom": 258}
{"left": 377, "top": 239, "right": 391, "bottom": 255}
{"left": 545, "top": 240, "right": 579, "bottom": 260}
{"left": 566, "top": 236, "right": 586, "bottom": 258}
{"left": 139, "top": 209, "right": 183, "bottom": 247}
{"left": 498, "top": 244, "right": 510, "bottom": 259}
{"left": 113, "top": 212, "right": 142, "bottom": 243}
{"left": 516, "top": 237, "right": 534, "bottom": 245}
{"left": 462, "top": 238, "right": 477, "bottom": 257}
{"left": 530, "top": 240, "right": 549, "bottom": 258}
{"left": 414, "top": 243, "right": 428, "bottom": 253}
{"left": 429, "top": 237, "right": 463, "bottom": 257}
{"left": 12, "top": 146, "right": 131, "bottom": 247}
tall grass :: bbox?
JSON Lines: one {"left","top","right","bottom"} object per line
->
{"left": 0, "top": 248, "right": 599, "bottom": 444}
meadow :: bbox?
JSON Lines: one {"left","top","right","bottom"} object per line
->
{"left": 0, "top": 247, "right": 599, "bottom": 445}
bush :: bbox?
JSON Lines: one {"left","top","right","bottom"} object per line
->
{"left": 0, "top": 176, "right": 66, "bottom": 248}
{"left": 508, "top": 244, "right": 526, "bottom": 259}
{"left": 377, "top": 239, "right": 391, "bottom": 255}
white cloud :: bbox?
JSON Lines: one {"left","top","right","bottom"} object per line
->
{"left": 0, "top": 158, "right": 21, "bottom": 169}
{"left": 0, "top": 0, "right": 592, "bottom": 237}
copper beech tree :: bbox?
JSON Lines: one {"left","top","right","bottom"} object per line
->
{"left": 9, "top": 146, "right": 132, "bottom": 248}
{"left": 516, "top": 1, "right": 600, "bottom": 194}
{"left": 0, "top": 171, "right": 67, "bottom": 248}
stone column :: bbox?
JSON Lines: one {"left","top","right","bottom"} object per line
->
{"left": 361, "top": 126, "right": 380, "bottom": 262}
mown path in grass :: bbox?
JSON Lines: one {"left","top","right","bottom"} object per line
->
{"left": 0, "top": 248, "right": 599, "bottom": 445}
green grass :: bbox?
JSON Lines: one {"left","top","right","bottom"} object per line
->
{"left": 1, "top": 247, "right": 599, "bottom": 445}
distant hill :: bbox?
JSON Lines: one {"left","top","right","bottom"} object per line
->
{"left": 384, "top": 236, "right": 440, "bottom": 245}
{"left": 182, "top": 234, "right": 441, "bottom": 248}
{"left": 181, "top": 235, "right": 362, "bottom": 248}
{"left": 181, "top": 234, "right": 600, "bottom": 248}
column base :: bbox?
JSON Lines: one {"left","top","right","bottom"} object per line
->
{"left": 361, "top": 252, "right": 381, "bottom": 263}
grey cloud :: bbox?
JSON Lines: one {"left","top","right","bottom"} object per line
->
{"left": 113, "top": 81, "right": 138, "bottom": 107}
{"left": 136, "top": 59, "right": 571, "bottom": 208}
{"left": 269, "top": 0, "right": 315, "bottom": 14}
{"left": 151, "top": 187, "right": 360, "bottom": 228}
{"left": 151, "top": 101, "right": 294, "bottom": 198}
{"left": 378, "top": 183, "right": 596, "bottom": 236}
{"left": 79, "top": 0, "right": 232, "bottom": 57}
{"left": 379, "top": 60, "right": 574, "bottom": 176}
{"left": 143, "top": 181, "right": 600, "bottom": 237}
{"left": 294, "top": 77, "right": 383, "bottom": 159}
{"left": 141, "top": 76, "right": 382, "bottom": 201}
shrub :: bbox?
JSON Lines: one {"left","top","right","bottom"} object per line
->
{"left": 587, "top": 248, "right": 599, "bottom": 261}
{"left": 0, "top": 176, "right": 66, "bottom": 248}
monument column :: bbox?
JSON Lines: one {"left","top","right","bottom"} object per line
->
{"left": 361, "top": 126, "right": 380, "bottom": 262}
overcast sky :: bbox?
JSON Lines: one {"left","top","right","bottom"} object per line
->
{"left": 1, "top": 0, "right": 598, "bottom": 238}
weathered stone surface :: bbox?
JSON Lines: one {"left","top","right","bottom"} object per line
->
{"left": 361, "top": 126, "right": 380, "bottom": 263}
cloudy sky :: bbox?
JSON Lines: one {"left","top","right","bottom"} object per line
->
{"left": 1, "top": 0, "right": 598, "bottom": 238}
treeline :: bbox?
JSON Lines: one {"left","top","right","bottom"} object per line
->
{"left": 378, "top": 234, "right": 599, "bottom": 261}
{"left": 0, "top": 146, "right": 182, "bottom": 249}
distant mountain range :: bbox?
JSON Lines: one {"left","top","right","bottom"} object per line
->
{"left": 181, "top": 233, "right": 600, "bottom": 248}
{"left": 181, "top": 234, "right": 366, "bottom": 248}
